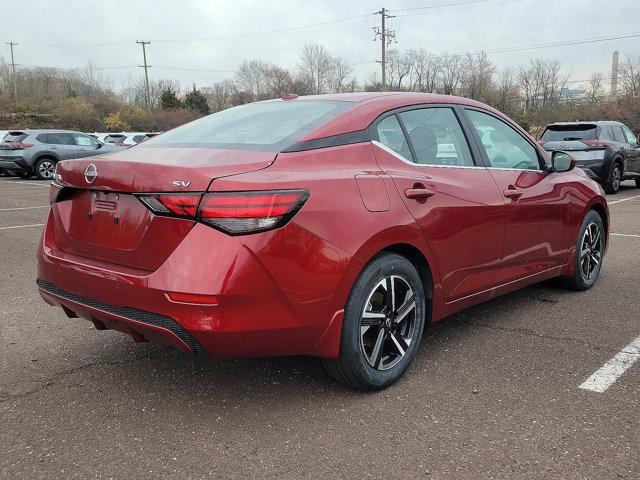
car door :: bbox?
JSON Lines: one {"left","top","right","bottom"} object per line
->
{"left": 463, "top": 108, "right": 572, "bottom": 284}
{"left": 73, "top": 133, "right": 103, "bottom": 158}
{"left": 371, "top": 106, "right": 504, "bottom": 304}
{"left": 47, "top": 132, "right": 79, "bottom": 159}
{"left": 621, "top": 125, "right": 640, "bottom": 173}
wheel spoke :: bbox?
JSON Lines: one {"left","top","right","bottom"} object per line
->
{"left": 395, "top": 292, "right": 415, "bottom": 324}
{"left": 369, "top": 329, "right": 386, "bottom": 368}
{"left": 580, "top": 247, "right": 590, "bottom": 258}
{"left": 389, "top": 332, "right": 409, "bottom": 356}
{"left": 362, "top": 312, "right": 385, "bottom": 325}
{"left": 385, "top": 276, "right": 396, "bottom": 312}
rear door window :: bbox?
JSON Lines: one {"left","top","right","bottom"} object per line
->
{"left": 47, "top": 133, "right": 76, "bottom": 145}
{"left": 375, "top": 115, "right": 411, "bottom": 160}
{"left": 36, "top": 134, "right": 48, "bottom": 143}
{"left": 399, "top": 108, "right": 474, "bottom": 166}
{"left": 611, "top": 126, "right": 626, "bottom": 142}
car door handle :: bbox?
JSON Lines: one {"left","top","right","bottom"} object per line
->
{"left": 503, "top": 189, "right": 523, "bottom": 199}
{"left": 405, "top": 188, "right": 435, "bottom": 199}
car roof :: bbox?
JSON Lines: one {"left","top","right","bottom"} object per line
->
{"left": 283, "top": 92, "right": 506, "bottom": 142}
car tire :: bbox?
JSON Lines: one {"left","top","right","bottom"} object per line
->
{"left": 34, "top": 158, "right": 57, "bottom": 180}
{"left": 602, "top": 160, "right": 622, "bottom": 194}
{"left": 322, "top": 252, "right": 427, "bottom": 390}
{"left": 557, "top": 210, "right": 605, "bottom": 291}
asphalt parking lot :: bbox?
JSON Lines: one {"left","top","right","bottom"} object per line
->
{"left": 1, "top": 175, "right": 639, "bottom": 479}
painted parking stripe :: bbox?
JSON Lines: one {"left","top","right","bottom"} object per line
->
{"left": 611, "top": 233, "right": 640, "bottom": 238}
{"left": 0, "top": 223, "right": 44, "bottom": 231}
{"left": 579, "top": 335, "right": 640, "bottom": 393}
{"left": 3, "top": 181, "right": 50, "bottom": 186}
{"left": 608, "top": 194, "right": 640, "bottom": 205}
{"left": 0, "top": 205, "right": 49, "bottom": 211}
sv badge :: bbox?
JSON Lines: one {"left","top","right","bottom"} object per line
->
{"left": 172, "top": 180, "right": 192, "bottom": 188}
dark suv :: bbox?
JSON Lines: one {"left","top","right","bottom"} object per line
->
{"left": 539, "top": 121, "right": 640, "bottom": 193}
{"left": 0, "top": 130, "right": 124, "bottom": 180}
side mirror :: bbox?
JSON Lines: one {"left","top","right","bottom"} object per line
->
{"left": 551, "top": 151, "right": 576, "bottom": 173}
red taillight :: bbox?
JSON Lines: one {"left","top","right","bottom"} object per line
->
{"left": 581, "top": 140, "right": 611, "bottom": 149}
{"left": 136, "top": 189, "right": 308, "bottom": 235}
{"left": 9, "top": 142, "right": 33, "bottom": 149}
{"left": 537, "top": 140, "right": 546, "bottom": 146}
{"left": 138, "top": 193, "right": 201, "bottom": 218}
{"left": 199, "top": 190, "right": 309, "bottom": 235}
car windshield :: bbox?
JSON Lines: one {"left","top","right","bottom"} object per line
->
{"left": 541, "top": 124, "right": 598, "bottom": 141}
{"left": 141, "top": 100, "right": 353, "bottom": 151}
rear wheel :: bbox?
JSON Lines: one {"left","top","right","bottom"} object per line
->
{"left": 322, "top": 253, "right": 427, "bottom": 390}
{"left": 34, "top": 158, "right": 56, "bottom": 180}
{"left": 558, "top": 210, "right": 605, "bottom": 291}
{"left": 603, "top": 161, "right": 622, "bottom": 194}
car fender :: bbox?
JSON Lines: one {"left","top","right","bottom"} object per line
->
{"left": 32, "top": 151, "right": 61, "bottom": 165}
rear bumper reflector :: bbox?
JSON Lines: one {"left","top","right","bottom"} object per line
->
{"left": 36, "top": 279, "right": 207, "bottom": 354}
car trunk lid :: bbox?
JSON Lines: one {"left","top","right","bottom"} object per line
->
{"left": 50, "top": 148, "right": 275, "bottom": 270}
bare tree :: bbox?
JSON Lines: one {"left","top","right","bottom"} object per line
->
{"left": 618, "top": 54, "right": 640, "bottom": 97}
{"left": 437, "top": 54, "right": 463, "bottom": 95}
{"left": 406, "top": 49, "right": 440, "bottom": 93}
{"left": 386, "top": 49, "right": 411, "bottom": 90}
{"left": 586, "top": 73, "right": 606, "bottom": 103}
{"left": 460, "top": 52, "right": 495, "bottom": 101}
{"left": 517, "top": 58, "right": 569, "bottom": 115}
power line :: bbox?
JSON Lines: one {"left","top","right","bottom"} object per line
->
{"left": 393, "top": 0, "right": 516, "bottom": 13}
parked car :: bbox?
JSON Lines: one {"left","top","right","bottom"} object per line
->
{"left": 0, "top": 130, "right": 8, "bottom": 175}
{"left": 139, "top": 132, "right": 162, "bottom": 143}
{"left": 0, "top": 130, "right": 125, "bottom": 180}
{"left": 103, "top": 132, "right": 149, "bottom": 147}
{"left": 38, "top": 93, "right": 608, "bottom": 390}
{"left": 539, "top": 121, "right": 640, "bottom": 193}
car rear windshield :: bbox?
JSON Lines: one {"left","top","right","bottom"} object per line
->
{"left": 3, "top": 132, "right": 28, "bottom": 143}
{"left": 104, "top": 135, "right": 126, "bottom": 143}
{"left": 540, "top": 124, "right": 599, "bottom": 141}
{"left": 141, "top": 100, "right": 354, "bottom": 152}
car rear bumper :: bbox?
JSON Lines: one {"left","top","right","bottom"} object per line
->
{"left": 0, "top": 157, "right": 30, "bottom": 172}
{"left": 37, "top": 211, "right": 351, "bottom": 358}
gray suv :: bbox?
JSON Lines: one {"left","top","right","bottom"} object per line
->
{"left": 0, "top": 130, "right": 125, "bottom": 180}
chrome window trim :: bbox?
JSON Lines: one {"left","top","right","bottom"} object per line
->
{"left": 371, "top": 140, "right": 483, "bottom": 170}
{"left": 486, "top": 166, "right": 544, "bottom": 172}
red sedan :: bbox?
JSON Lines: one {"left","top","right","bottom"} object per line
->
{"left": 38, "top": 92, "right": 608, "bottom": 390}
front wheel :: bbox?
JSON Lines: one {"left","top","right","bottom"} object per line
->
{"left": 323, "top": 253, "right": 427, "bottom": 390}
{"left": 559, "top": 210, "right": 605, "bottom": 291}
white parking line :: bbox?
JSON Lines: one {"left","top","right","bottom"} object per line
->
{"left": 0, "top": 205, "right": 49, "bottom": 211}
{"left": 0, "top": 223, "right": 44, "bottom": 231}
{"left": 2, "top": 181, "right": 50, "bottom": 186}
{"left": 579, "top": 336, "right": 640, "bottom": 393}
{"left": 611, "top": 233, "right": 640, "bottom": 238}
{"left": 608, "top": 194, "right": 640, "bottom": 205}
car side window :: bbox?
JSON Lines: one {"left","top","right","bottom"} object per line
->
{"left": 376, "top": 115, "right": 412, "bottom": 160}
{"left": 622, "top": 126, "right": 638, "bottom": 145}
{"left": 611, "top": 126, "right": 626, "bottom": 143}
{"left": 74, "top": 134, "right": 97, "bottom": 146}
{"left": 399, "top": 108, "right": 475, "bottom": 166}
{"left": 36, "top": 134, "right": 48, "bottom": 143}
{"left": 466, "top": 110, "right": 541, "bottom": 170}
{"left": 47, "top": 133, "right": 75, "bottom": 145}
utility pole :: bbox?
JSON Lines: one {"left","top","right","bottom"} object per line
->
{"left": 136, "top": 40, "right": 151, "bottom": 106}
{"left": 6, "top": 41, "right": 18, "bottom": 97}
{"left": 373, "top": 8, "right": 396, "bottom": 91}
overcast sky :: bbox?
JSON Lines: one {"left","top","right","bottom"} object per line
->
{"left": 1, "top": 0, "right": 638, "bottom": 92}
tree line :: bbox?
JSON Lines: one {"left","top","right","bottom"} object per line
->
{"left": 1, "top": 44, "right": 639, "bottom": 135}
